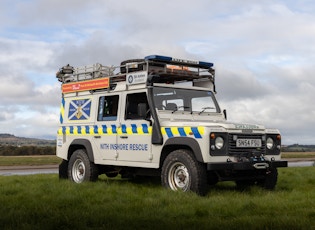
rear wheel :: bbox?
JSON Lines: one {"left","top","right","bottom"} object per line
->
{"left": 105, "top": 172, "right": 119, "bottom": 178}
{"left": 68, "top": 149, "right": 98, "bottom": 183}
{"left": 161, "top": 149, "right": 207, "bottom": 196}
{"left": 59, "top": 160, "right": 68, "bottom": 179}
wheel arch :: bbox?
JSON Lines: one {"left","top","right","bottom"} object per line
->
{"left": 160, "top": 137, "right": 204, "bottom": 167}
{"left": 68, "top": 139, "right": 94, "bottom": 162}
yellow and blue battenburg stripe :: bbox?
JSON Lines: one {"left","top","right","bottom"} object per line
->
{"left": 161, "top": 127, "right": 204, "bottom": 138}
{"left": 58, "top": 124, "right": 204, "bottom": 138}
{"left": 58, "top": 124, "right": 152, "bottom": 135}
{"left": 60, "top": 97, "right": 65, "bottom": 124}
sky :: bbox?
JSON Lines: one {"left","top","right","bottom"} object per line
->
{"left": 1, "top": 0, "right": 315, "bottom": 145}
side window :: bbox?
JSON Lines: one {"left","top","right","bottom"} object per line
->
{"left": 125, "top": 92, "right": 149, "bottom": 120}
{"left": 98, "top": 95, "right": 119, "bottom": 121}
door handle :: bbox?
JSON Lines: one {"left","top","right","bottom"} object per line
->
{"left": 94, "top": 136, "right": 101, "bottom": 139}
{"left": 120, "top": 136, "right": 128, "bottom": 139}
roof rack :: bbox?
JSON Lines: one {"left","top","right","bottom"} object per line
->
{"left": 56, "top": 63, "right": 116, "bottom": 83}
{"left": 57, "top": 55, "right": 215, "bottom": 93}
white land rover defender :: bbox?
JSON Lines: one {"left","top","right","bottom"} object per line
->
{"left": 56, "top": 55, "right": 287, "bottom": 195}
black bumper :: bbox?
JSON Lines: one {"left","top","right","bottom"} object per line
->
{"left": 207, "top": 160, "right": 288, "bottom": 171}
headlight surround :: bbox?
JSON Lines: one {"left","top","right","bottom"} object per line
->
{"left": 265, "top": 134, "right": 281, "bottom": 155}
{"left": 266, "top": 137, "right": 274, "bottom": 149}
{"left": 215, "top": 136, "right": 224, "bottom": 149}
{"left": 210, "top": 132, "right": 228, "bottom": 156}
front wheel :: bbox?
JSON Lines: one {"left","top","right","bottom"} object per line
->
{"left": 258, "top": 167, "right": 278, "bottom": 190}
{"left": 161, "top": 149, "right": 207, "bottom": 196}
{"left": 68, "top": 149, "right": 98, "bottom": 183}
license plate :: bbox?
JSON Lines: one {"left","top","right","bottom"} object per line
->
{"left": 236, "top": 139, "right": 262, "bottom": 148}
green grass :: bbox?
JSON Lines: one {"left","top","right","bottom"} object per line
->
{"left": 0, "top": 155, "right": 62, "bottom": 166}
{"left": 282, "top": 151, "right": 315, "bottom": 159}
{"left": 0, "top": 167, "right": 315, "bottom": 229}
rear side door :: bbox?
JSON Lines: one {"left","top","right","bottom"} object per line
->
{"left": 93, "top": 94, "right": 120, "bottom": 162}
{"left": 117, "top": 91, "right": 152, "bottom": 162}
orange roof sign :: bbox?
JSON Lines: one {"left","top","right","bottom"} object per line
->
{"left": 62, "top": 78, "right": 109, "bottom": 93}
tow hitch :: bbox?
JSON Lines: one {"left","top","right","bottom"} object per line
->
{"left": 253, "top": 162, "right": 269, "bottom": 169}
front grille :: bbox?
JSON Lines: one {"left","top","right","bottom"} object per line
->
{"left": 228, "top": 134, "right": 266, "bottom": 156}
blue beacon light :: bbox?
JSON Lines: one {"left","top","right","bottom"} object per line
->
{"left": 144, "top": 55, "right": 213, "bottom": 68}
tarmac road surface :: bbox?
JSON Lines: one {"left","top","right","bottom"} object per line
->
{"left": 0, "top": 165, "right": 58, "bottom": 176}
{"left": 0, "top": 159, "right": 314, "bottom": 176}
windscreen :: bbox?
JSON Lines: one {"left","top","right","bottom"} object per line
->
{"left": 153, "top": 86, "right": 219, "bottom": 114}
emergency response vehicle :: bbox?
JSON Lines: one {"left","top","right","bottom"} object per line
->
{"left": 56, "top": 55, "right": 287, "bottom": 195}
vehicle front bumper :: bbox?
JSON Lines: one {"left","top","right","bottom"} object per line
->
{"left": 207, "top": 160, "right": 288, "bottom": 171}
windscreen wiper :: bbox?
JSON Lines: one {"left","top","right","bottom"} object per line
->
{"left": 198, "top": 107, "right": 215, "bottom": 115}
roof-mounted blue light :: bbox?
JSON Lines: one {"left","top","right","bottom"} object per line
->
{"left": 144, "top": 55, "right": 213, "bottom": 68}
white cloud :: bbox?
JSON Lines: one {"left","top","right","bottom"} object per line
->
{"left": 0, "top": 0, "right": 315, "bottom": 144}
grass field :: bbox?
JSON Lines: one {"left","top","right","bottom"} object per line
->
{"left": 0, "top": 167, "right": 315, "bottom": 229}
{"left": 0, "top": 155, "right": 62, "bottom": 166}
{"left": 282, "top": 151, "right": 315, "bottom": 159}
{"left": 0, "top": 152, "right": 314, "bottom": 167}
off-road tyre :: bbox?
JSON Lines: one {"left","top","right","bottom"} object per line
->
{"left": 105, "top": 172, "right": 119, "bottom": 178}
{"left": 161, "top": 149, "right": 207, "bottom": 196}
{"left": 59, "top": 160, "right": 68, "bottom": 179}
{"left": 258, "top": 167, "right": 278, "bottom": 190}
{"left": 68, "top": 149, "right": 98, "bottom": 183}
{"left": 207, "top": 171, "right": 219, "bottom": 186}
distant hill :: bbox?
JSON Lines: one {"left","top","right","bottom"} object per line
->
{"left": 0, "top": 134, "right": 55, "bottom": 146}
{"left": 282, "top": 144, "right": 315, "bottom": 152}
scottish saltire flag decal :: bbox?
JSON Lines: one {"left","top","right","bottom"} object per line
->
{"left": 68, "top": 99, "right": 91, "bottom": 120}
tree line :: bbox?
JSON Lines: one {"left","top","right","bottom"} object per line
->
{"left": 0, "top": 145, "right": 56, "bottom": 156}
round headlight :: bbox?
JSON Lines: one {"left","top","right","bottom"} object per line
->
{"left": 266, "top": 137, "right": 274, "bottom": 149}
{"left": 215, "top": 136, "right": 224, "bottom": 149}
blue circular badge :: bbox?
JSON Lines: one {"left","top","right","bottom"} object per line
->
{"left": 128, "top": 75, "right": 133, "bottom": 84}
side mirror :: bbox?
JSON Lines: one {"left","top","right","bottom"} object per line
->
{"left": 223, "top": 109, "right": 227, "bottom": 120}
{"left": 138, "top": 103, "right": 147, "bottom": 119}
